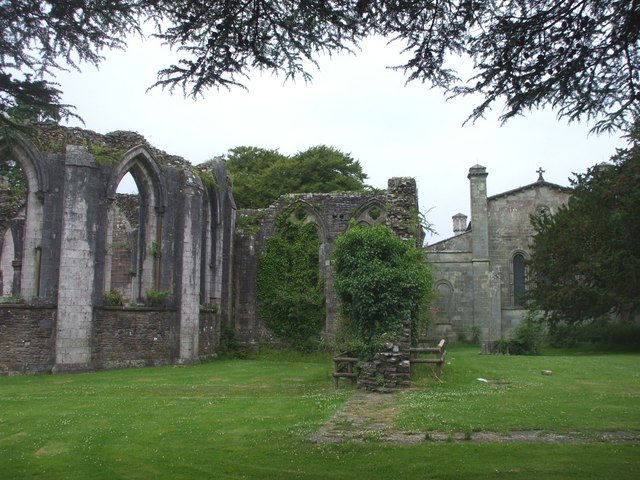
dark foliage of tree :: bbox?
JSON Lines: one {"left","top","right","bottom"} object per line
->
{"left": 528, "top": 122, "right": 640, "bottom": 325}
{"left": 223, "top": 145, "right": 368, "bottom": 209}
{"left": 0, "top": 1, "right": 147, "bottom": 124}
{"left": 2, "top": 1, "right": 639, "bottom": 131}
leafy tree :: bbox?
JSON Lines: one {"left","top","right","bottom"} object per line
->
{"left": 333, "top": 224, "right": 433, "bottom": 359}
{"left": 3, "top": 1, "right": 639, "bottom": 132}
{"left": 288, "top": 146, "right": 368, "bottom": 193}
{"left": 257, "top": 208, "right": 325, "bottom": 351}
{"left": 223, "top": 146, "right": 288, "bottom": 209}
{"left": 528, "top": 122, "right": 640, "bottom": 325}
{"left": 224, "top": 145, "right": 368, "bottom": 209}
{"left": 0, "top": 157, "right": 27, "bottom": 224}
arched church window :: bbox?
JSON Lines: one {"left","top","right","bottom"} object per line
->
{"left": 512, "top": 252, "right": 527, "bottom": 307}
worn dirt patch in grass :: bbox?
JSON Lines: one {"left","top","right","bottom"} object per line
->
{"left": 35, "top": 442, "right": 71, "bottom": 456}
{"left": 311, "top": 391, "right": 640, "bottom": 445}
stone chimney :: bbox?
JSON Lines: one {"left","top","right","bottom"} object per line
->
{"left": 452, "top": 213, "right": 467, "bottom": 235}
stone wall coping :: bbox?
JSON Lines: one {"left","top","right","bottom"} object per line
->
{"left": 94, "top": 306, "right": 178, "bottom": 312}
{"left": 0, "top": 303, "right": 56, "bottom": 310}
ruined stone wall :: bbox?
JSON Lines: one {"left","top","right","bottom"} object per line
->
{"left": 0, "top": 124, "right": 421, "bottom": 375}
{"left": 0, "top": 125, "right": 234, "bottom": 374}
{"left": 357, "top": 323, "right": 412, "bottom": 392}
{"left": 233, "top": 178, "right": 422, "bottom": 345}
{"left": 92, "top": 307, "right": 178, "bottom": 369}
{"left": 0, "top": 305, "right": 56, "bottom": 374}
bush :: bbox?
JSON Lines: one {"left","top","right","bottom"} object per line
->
{"left": 145, "top": 288, "right": 171, "bottom": 307}
{"left": 547, "top": 317, "right": 640, "bottom": 349}
{"left": 104, "top": 290, "right": 124, "bottom": 306}
{"left": 218, "top": 324, "right": 250, "bottom": 359}
{"left": 332, "top": 224, "right": 432, "bottom": 360}
{"left": 495, "top": 311, "right": 544, "bottom": 355}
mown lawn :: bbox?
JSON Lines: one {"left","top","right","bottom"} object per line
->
{"left": 0, "top": 347, "right": 638, "bottom": 479}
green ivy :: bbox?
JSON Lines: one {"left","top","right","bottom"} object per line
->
{"left": 196, "top": 169, "right": 219, "bottom": 190}
{"left": 257, "top": 208, "right": 325, "bottom": 351}
{"left": 332, "top": 223, "right": 433, "bottom": 360}
{"left": 236, "top": 211, "right": 265, "bottom": 234}
{"left": 88, "top": 144, "right": 126, "bottom": 166}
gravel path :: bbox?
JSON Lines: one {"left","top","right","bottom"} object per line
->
{"left": 310, "top": 391, "right": 640, "bottom": 445}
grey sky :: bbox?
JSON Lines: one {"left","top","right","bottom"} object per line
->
{"left": 57, "top": 35, "right": 624, "bottom": 243}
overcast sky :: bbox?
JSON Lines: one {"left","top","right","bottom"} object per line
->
{"left": 57, "top": 34, "right": 624, "bottom": 243}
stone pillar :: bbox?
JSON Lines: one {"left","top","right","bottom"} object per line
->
{"left": 467, "top": 165, "right": 495, "bottom": 350}
{"left": 386, "top": 177, "right": 422, "bottom": 245}
{"left": 54, "top": 146, "right": 99, "bottom": 372}
{"left": 357, "top": 321, "right": 412, "bottom": 392}
{"left": 178, "top": 171, "right": 203, "bottom": 363}
{"left": 9, "top": 218, "right": 24, "bottom": 296}
{"left": 321, "top": 241, "right": 338, "bottom": 335}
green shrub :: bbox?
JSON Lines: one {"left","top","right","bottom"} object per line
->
{"left": 548, "top": 317, "right": 640, "bottom": 349}
{"left": 146, "top": 288, "right": 171, "bottom": 307}
{"left": 104, "top": 290, "right": 124, "bottom": 306}
{"left": 495, "top": 311, "right": 544, "bottom": 355}
{"left": 218, "top": 324, "right": 250, "bottom": 359}
{"left": 332, "top": 224, "right": 433, "bottom": 360}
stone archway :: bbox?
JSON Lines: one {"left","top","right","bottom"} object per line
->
{"left": 105, "top": 146, "right": 167, "bottom": 304}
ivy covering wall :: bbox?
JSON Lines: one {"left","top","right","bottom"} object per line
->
{"left": 256, "top": 208, "right": 325, "bottom": 351}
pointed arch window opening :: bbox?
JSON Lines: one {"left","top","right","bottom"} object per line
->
{"left": 105, "top": 164, "right": 162, "bottom": 306}
{"left": 0, "top": 148, "right": 42, "bottom": 300}
{"left": 512, "top": 252, "right": 527, "bottom": 307}
{"left": 200, "top": 189, "right": 221, "bottom": 308}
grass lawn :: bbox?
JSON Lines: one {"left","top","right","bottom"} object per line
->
{"left": 0, "top": 346, "right": 638, "bottom": 479}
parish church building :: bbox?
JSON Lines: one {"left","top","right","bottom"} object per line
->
{"left": 426, "top": 165, "right": 571, "bottom": 350}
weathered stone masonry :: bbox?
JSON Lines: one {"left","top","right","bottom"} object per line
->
{"left": 232, "top": 177, "right": 423, "bottom": 345}
{"left": 0, "top": 125, "right": 235, "bottom": 373}
{"left": 426, "top": 165, "right": 571, "bottom": 350}
{"left": 0, "top": 124, "right": 422, "bottom": 374}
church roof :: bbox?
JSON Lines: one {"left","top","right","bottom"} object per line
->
{"left": 487, "top": 178, "right": 571, "bottom": 201}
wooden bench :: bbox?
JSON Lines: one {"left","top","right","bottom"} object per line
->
{"left": 332, "top": 353, "right": 358, "bottom": 388}
{"left": 409, "top": 339, "right": 447, "bottom": 380}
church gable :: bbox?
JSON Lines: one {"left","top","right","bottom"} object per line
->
{"left": 488, "top": 181, "right": 571, "bottom": 247}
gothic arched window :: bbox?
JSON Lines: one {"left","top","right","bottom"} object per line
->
{"left": 512, "top": 252, "right": 527, "bottom": 307}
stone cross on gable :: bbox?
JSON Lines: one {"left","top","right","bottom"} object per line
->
{"left": 536, "top": 167, "right": 545, "bottom": 182}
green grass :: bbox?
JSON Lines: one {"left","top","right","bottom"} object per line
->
{"left": 0, "top": 346, "right": 638, "bottom": 479}
{"left": 400, "top": 345, "right": 640, "bottom": 434}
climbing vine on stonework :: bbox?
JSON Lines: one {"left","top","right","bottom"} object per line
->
{"left": 333, "top": 223, "right": 433, "bottom": 360}
{"left": 257, "top": 207, "right": 325, "bottom": 351}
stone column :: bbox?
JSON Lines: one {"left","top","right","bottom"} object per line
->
{"left": 9, "top": 218, "right": 24, "bottom": 296}
{"left": 386, "top": 177, "right": 422, "bottom": 245}
{"left": 357, "top": 321, "right": 412, "bottom": 392}
{"left": 178, "top": 171, "right": 203, "bottom": 363}
{"left": 54, "top": 146, "right": 99, "bottom": 372}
